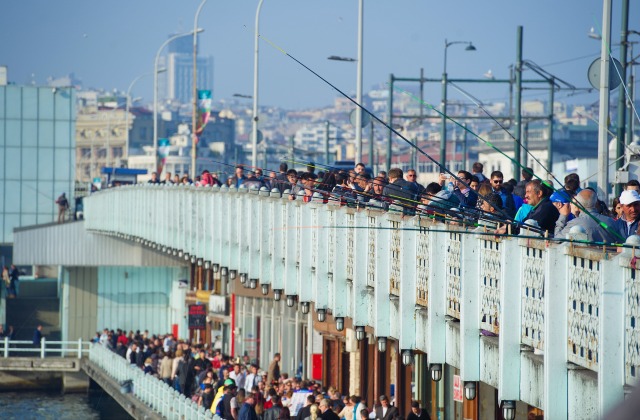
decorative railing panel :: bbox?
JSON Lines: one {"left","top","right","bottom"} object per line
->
{"left": 346, "top": 212, "right": 355, "bottom": 281}
{"left": 367, "top": 216, "right": 377, "bottom": 289}
{"left": 480, "top": 238, "right": 501, "bottom": 334}
{"left": 568, "top": 254, "right": 601, "bottom": 371}
{"left": 416, "top": 226, "right": 429, "bottom": 307}
{"left": 389, "top": 219, "right": 401, "bottom": 296}
{"left": 446, "top": 231, "right": 462, "bottom": 319}
{"left": 521, "top": 242, "right": 545, "bottom": 350}
{"left": 624, "top": 263, "right": 640, "bottom": 385}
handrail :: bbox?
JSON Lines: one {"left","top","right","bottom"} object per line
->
{"left": 1, "top": 337, "right": 91, "bottom": 359}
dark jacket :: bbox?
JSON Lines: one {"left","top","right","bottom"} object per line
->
{"left": 32, "top": 328, "right": 42, "bottom": 346}
{"left": 407, "top": 409, "right": 431, "bottom": 420}
{"left": 374, "top": 405, "right": 399, "bottom": 420}
{"left": 264, "top": 405, "right": 283, "bottom": 420}
{"left": 615, "top": 216, "right": 640, "bottom": 240}
{"left": 238, "top": 402, "right": 259, "bottom": 420}
{"left": 452, "top": 188, "right": 478, "bottom": 209}
{"left": 319, "top": 409, "right": 341, "bottom": 420}
{"left": 382, "top": 179, "right": 418, "bottom": 215}
{"left": 492, "top": 187, "right": 516, "bottom": 217}
{"left": 523, "top": 197, "right": 560, "bottom": 235}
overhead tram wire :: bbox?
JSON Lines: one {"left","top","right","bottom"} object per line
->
{"left": 254, "top": 32, "right": 525, "bottom": 229}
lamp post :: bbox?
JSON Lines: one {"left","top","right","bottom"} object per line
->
{"left": 441, "top": 39, "right": 476, "bottom": 168}
{"left": 251, "top": 0, "right": 265, "bottom": 169}
{"left": 191, "top": 0, "right": 208, "bottom": 177}
{"left": 355, "top": 0, "right": 364, "bottom": 165}
{"left": 154, "top": 29, "right": 203, "bottom": 175}
{"left": 125, "top": 72, "right": 152, "bottom": 164}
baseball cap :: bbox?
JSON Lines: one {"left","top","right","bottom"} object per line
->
{"left": 549, "top": 191, "right": 570, "bottom": 204}
{"left": 620, "top": 190, "right": 640, "bottom": 205}
{"left": 224, "top": 378, "right": 237, "bottom": 388}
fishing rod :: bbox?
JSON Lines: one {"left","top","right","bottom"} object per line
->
{"left": 256, "top": 33, "right": 526, "bottom": 230}
{"left": 397, "top": 83, "right": 626, "bottom": 243}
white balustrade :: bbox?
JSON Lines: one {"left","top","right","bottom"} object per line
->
{"left": 1, "top": 338, "right": 91, "bottom": 358}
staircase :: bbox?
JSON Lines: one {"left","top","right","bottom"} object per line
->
{"left": 6, "top": 279, "right": 61, "bottom": 341}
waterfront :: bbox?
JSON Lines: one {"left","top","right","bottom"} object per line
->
{"left": 0, "top": 391, "right": 132, "bottom": 420}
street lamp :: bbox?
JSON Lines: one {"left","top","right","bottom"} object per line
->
{"left": 251, "top": 0, "right": 265, "bottom": 169}
{"left": 125, "top": 72, "right": 153, "bottom": 163}
{"left": 154, "top": 29, "right": 203, "bottom": 175}
{"left": 326, "top": 0, "right": 364, "bottom": 164}
{"left": 191, "top": 0, "right": 208, "bottom": 177}
{"left": 440, "top": 39, "right": 476, "bottom": 168}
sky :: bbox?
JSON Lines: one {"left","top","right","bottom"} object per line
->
{"left": 1, "top": 1, "right": 638, "bottom": 111}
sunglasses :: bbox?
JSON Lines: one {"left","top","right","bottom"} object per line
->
{"left": 492, "top": 179, "right": 503, "bottom": 184}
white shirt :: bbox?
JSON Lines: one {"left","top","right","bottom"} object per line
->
{"left": 244, "top": 372, "right": 256, "bottom": 392}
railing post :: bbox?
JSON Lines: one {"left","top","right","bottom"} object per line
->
{"left": 77, "top": 338, "right": 82, "bottom": 359}
{"left": 544, "top": 243, "right": 569, "bottom": 418}
{"left": 459, "top": 232, "right": 480, "bottom": 382}
{"left": 40, "top": 337, "right": 46, "bottom": 359}
{"left": 498, "top": 238, "right": 522, "bottom": 402}
{"left": 599, "top": 257, "right": 625, "bottom": 416}
{"left": 427, "top": 230, "right": 447, "bottom": 366}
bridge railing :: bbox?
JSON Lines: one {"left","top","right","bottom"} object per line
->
{"left": 89, "top": 344, "right": 214, "bottom": 420}
{"left": 83, "top": 184, "right": 638, "bottom": 416}
{"left": 1, "top": 337, "right": 90, "bottom": 358}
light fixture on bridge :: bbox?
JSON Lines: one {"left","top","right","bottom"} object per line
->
{"left": 197, "top": 258, "right": 203, "bottom": 267}
{"left": 213, "top": 264, "right": 220, "bottom": 273}
{"left": 335, "top": 317, "right": 345, "bottom": 332}
{"left": 204, "top": 261, "right": 211, "bottom": 270}
{"left": 221, "top": 267, "right": 228, "bottom": 277}
{"left": 230, "top": 270, "right": 237, "bottom": 280}
{"left": 464, "top": 382, "right": 476, "bottom": 401}
{"left": 166, "top": 247, "right": 172, "bottom": 255}
{"left": 178, "top": 250, "right": 184, "bottom": 258}
{"left": 162, "top": 246, "right": 167, "bottom": 253}
{"left": 261, "top": 284, "right": 270, "bottom": 295}
{"left": 249, "top": 278, "right": 257, "bottom": 289}
{"left": 239, "top": 273, "right": 247, "bottom": 284}
{"left": 501, "top": 400, "right": 516, "bottom": 420}
{"left": 286, "top": 295, "right": 296, "bottom": 308}
{"left": 190, "top": 255, "right": 196, "bottom": 264}
{"left": 300, "top": 302, "right": 310, "bottom": 314}
{"left": 273, "top": 289, "right": 283, "bottom": 301}
{"left": 377, "top": 337, "right": 387, "bottom": 353}
{"left": 430, "top": 364, "right": 443, "bottom": 382}
{"left": 355, "top": 326, "right": 366, "bottom": 341}
{"left": 401, "top": 350, "right": 413, "bottom": 366}
{"left": 317, "top": 308, "right": 326, "bottom": 322}
{"left": 173, "top": 249, "right": 178, "bottom": 256}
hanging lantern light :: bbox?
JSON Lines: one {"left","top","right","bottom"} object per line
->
{"left": 317, "top": 308, "right": 326, "bottom": 322}
{"left": 261, "top": 284, "right": 270, "bottom": 295}
{"left": 249, "top": 278, "right": 257, "bottom": 289}
{"left": 335, "top": 317, "right": 345, "bottom": 332}
{"left": 430, "top": 364, "right": 443, "bottom": 382}
{"left": 300, "top": 302, "right": 310, "bottom": 314}
{"left": 273, "top": 289, "right": 283, "bottom": 301}
{"left": 464, "top": 382, "right": 477, "bottom": 401}
{"left": 355, "top": 326, "right": 366, "bottom": 341}
{"left": 377, "top": 337, "right": 387, "bottom": 353}
{"left": 401, "top": 350, "right": 413, "bottom": 366}
{"left": 286, "top": 295, "right": 296, "bottom": 307}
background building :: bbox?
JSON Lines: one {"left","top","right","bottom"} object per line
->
{"left": 159, "top": 34, "right": 214, "bottom": 105}
{"left": 0, "top": 83, "right": 76, "bottom": 243}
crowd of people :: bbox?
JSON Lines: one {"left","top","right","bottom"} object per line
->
{"left": 95, "top": 328, "right": 431, "bottom": 420}
{"left": 149, "top": 161, "right": 639, "bottom": 244}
